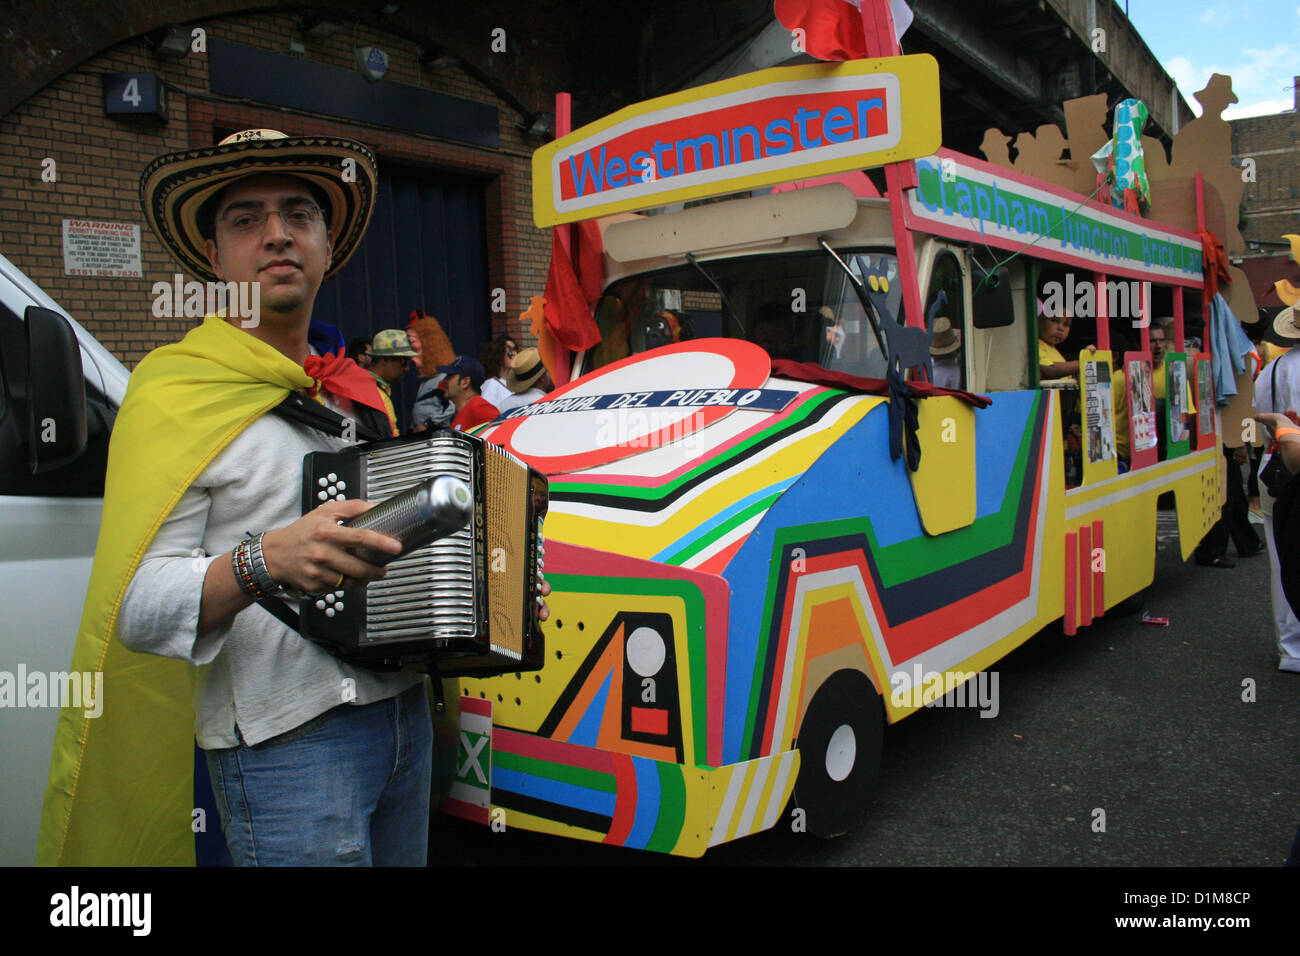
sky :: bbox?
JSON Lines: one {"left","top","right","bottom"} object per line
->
{"left": 1124, "top": 0, "right": 1299, "bottom": 118}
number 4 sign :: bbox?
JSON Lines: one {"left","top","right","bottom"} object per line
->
{"left": 102, "top": 73, "right": 167, "bottom": 120}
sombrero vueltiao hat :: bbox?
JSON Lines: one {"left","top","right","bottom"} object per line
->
{"left": 140, "top": 129, "right": 377, "bottom": 283}
{"left": 1273, "top": 306, "right": 1300, "bottom": 343}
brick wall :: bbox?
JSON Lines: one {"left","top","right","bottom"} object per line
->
{"left": 0, "top": 10, "right": 555, "bottom": 368}
{"left": 1231, "top": 79, "right": 1300, "bottom": 252}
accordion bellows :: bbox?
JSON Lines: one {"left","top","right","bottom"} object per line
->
{"left": 299, "top": 430, "right": 547, "bottom": 674}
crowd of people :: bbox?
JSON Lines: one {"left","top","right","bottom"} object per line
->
{"left": 347, "top": 326, "right": 554, "bottom": 436}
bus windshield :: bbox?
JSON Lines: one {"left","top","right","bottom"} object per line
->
{"left": 592, "top": 248, "right": 904, "bottom": 377}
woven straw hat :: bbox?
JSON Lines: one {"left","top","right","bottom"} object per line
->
{"left": 140, "top": 129, "right": 377, "bottom": 283}
{"left": 1273, "top": 306, "right": 1300, "bottom": 343}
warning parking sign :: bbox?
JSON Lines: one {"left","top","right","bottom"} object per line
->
{"left": 62, "top": 219, "right": 142, "bottom": 278}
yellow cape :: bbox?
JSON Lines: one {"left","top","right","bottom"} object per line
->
{"left": 37, "top": 316, "right": 318, "bottom": 865}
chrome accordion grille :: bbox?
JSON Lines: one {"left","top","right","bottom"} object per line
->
{"left": 360, "top": 435, "right": 476, "bottom": 642}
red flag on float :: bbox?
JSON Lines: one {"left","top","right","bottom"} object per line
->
{"left": 542, "top": 217, "right": 603, "bottom": 353}
{"left": 774, "top": 0, "right": 914, "bottom": 61}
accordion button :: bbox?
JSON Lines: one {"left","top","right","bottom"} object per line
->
{"left": 337, "top": 481, "right": 346, "bottom": 490}
{"left": 328, "top": 473, "right": 338, "bottom": 482}
{"left": 315, "top": 600, "right": 326, "bottom": 610}
{"left": 325, "top": 607, "right": 335, "bottom": 618}
{"left": 318, "top": 477, "right": 328, "bottom": 487}
{"left": 317, "top": 491, "right": 328, "bottom": 501}
{"left": 335, "top": 494, "right": 346, "bottom": 502}
{"left": 334, "top": 602, "right": 345, "bottom": 611}
{"left": 327, "top": 485, "right": 337, "bottom": 495}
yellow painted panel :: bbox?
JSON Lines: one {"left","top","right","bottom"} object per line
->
{"left": 909, "top": 397, "right": 976, "bottom": 534}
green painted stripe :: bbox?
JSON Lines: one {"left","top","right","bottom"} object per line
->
{"left": 869, "top": 392, "right": 1040, "bottom": 586}
{"left": 646, "top": 761, "right": 687, "bottom": 853}
{"left": 662, "top": 491, "right": 784, "bottom": 566}
{"left": 492, "top": 750, "right": 617, "bottom": 793}
{"left": 548, "top": 390, "right": 846, "bottom": 501}
{"left": 742, "top": 393, "right": 1043, "bottom": 750}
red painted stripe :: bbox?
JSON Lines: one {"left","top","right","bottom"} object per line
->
{"left": 630, "top": 706, "right": 669, "bottom": 735}
{"left": 442, "top": 797, "right": 489, "bottom": 825}
{"left": 1079, "top": 525, "right": 1093, "bottom": 626}
{"left": 1064, "top": 531, "right": 1077, "bottom": 636}
{"left": 459, "top": 696, "right": 492, "bottom": 718}
{"left": 603, "top": 753, "right": 638, "bottom": 846}
{"left": 494, "top": 728, "right": 615, "bottom": 775}
{"left": 694, "top": 535, "right": 747, "bottom": 576}
{"left": 1092, "top": 520, "right": 1105, "bottom": 614}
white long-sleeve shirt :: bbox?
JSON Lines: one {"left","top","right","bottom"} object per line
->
{"left": 116, "top": 397, "right": 424, "bottom": 749}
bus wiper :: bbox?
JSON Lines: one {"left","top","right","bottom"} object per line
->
{"left": 816, "top": 237, "right": 890, "bottom": 362}
{"left": 685, "top": 252, "right": 745, "bottom": 335}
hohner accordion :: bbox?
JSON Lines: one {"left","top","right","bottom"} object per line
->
{"left": 299, "top": 429, "right": 547, "bottom": 676}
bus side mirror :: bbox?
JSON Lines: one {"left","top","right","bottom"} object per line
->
{"left": 972, "top": 268, "right": 1015, "bottom": 329}
{"left": 24, "top": 306, "right": 87, "bottom": 474}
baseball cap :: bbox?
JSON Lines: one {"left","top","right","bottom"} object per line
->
{"left": 437, "top": 355, "right": 486, "bottom": 390}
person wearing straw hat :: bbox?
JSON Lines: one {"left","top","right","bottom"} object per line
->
{"left": 39, "top": 130, "right": 436, "bottom": 866}
{"left": 928, "top": 316, "right": 962, "bottom": 391}
{"left": 1254, "top": 305, "right": 1300, "bottom": 672}
{"left": 497, "top": 347, "right": 553, "bottom": 413}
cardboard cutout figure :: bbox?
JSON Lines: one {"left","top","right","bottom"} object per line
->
{"left": 979, "top": 128, "right": 1014, "bottom": 169}
{"left": 1063, "top": 94, "right": 1111, "bottom": 195}
{"left": 1170, "top": 74, "right": 1245, "bottom": 253}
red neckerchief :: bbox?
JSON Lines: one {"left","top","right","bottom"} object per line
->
{"left": 302, "top": 350, "right": 388, "bottom": 413}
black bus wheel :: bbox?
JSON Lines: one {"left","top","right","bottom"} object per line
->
{"left": 791, "top": 669, "right": 884, "bottom": 839}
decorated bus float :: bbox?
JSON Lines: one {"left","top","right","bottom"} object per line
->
{"left": 436, "top": 11, "right": 1240, "bottom": 856}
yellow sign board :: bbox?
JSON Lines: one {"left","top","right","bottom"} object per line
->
{"left": 532, "top": 55, "right": 942, "bottom": 227}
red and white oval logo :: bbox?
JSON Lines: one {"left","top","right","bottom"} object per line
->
{"left": 482, "top": 338, "right": 772, "bottom": 473}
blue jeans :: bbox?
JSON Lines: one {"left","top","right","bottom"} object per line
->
{"left": 205, "top": 681, "right": 432, "bottom": 866}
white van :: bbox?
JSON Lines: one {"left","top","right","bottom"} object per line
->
{"left": 0, "top": 250, "right": 128, "bottom": 865}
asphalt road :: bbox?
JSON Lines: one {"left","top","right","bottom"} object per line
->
{"left": 431, "top": 509, "right": 1298, "bottom": 867}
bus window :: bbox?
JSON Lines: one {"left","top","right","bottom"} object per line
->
{"left": 596, "top": 249, "right": 904, "bottom": 378}
{"left": 969, "top": 255, "right": 1030, "bottom": 392}
{"left": 925, "top": 250, "right": 966, "bottom": 390}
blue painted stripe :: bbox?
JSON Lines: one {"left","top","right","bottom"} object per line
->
{"left": 567, "top": 669, "right": 612, "bottom": 747}
{"left": 652, "top": 477, "right": 798, "bottom": 562}
{"left": 623, "top": 757, "right": 662, "bottom": 850}
{"left": 491, "top": 768, "right": 617, "bottom": 818}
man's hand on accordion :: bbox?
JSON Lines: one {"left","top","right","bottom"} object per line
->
{"left": 262, "top": 499, "right": 403, "bottom": 594}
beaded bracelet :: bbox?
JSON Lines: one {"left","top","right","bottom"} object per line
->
{"left": 231, "top": 537, "right": 269, "bottom": 600}
{"left": 247, "top": 532, "right": 282, "bottom": 596}
{"left": 231, "top": 532, "right": 286, "bottom": 600}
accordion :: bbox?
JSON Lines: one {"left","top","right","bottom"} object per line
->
{"left": 299, "top": 429, "right": 548, "bottom": 676}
